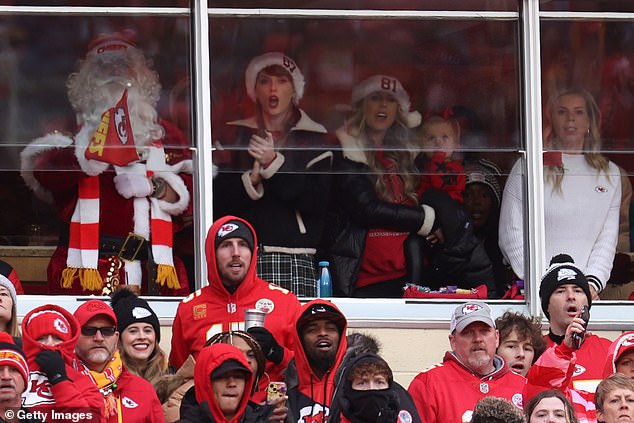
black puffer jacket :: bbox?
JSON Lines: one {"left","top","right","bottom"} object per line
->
{"left": 327, "top": 155, "right": 429, "bottom": 296}
{"left": 328, "top": 154, "right": 494, "bottom": 297}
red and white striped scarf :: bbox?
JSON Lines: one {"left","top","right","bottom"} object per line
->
{"left": 61, "top": 142, "right": 180, "bottom": 291}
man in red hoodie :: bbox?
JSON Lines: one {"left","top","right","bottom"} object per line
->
{"left": 21, "top": 304, "right": 104, "bottom": 422}
{"left": 180, "top": 343, "right": 271, "bottom": 423}
{"left": 286, "top": 300, "right": 348, "bottom": 423}
{"left": 170, "top": 216, "right": 301, "bottom": 398}
{"left": 73, "top": 299, "right": 163, "bottom": 422}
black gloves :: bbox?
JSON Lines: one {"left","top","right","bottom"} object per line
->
{"left": 247, "top": 326, "right": 284, "bottom": 365}
{"left": 35, "top": 350, "right": 68, "bottom": 385}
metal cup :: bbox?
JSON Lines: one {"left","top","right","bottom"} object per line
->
{"left": 244, "top": 308, "right": 267, "bottom": 330}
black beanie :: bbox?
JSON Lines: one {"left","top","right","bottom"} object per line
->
{"left": 111, "top": 288, "right": 161, "bottom": 342}
{"left": 215, "top": 220, "right": 255, "bottom": 251}
{"left": 539, "top": 254, "right": 592, "bottom": 319}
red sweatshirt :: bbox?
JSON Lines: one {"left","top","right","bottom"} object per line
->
{"left": 170, "top": 216, "right": 301, "bottom": 398}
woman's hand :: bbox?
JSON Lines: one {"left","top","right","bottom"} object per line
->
{"left": 426, "top": 228, "right": 445, "bottom": 245}
{"left": 248, "top": 131, "right": 276, "bottom": 167}
{"left": 267, "top": 395, "right": 288, "bottom": 422}
{"left": 250, "top": 161, "right": 262, "bottom": 186}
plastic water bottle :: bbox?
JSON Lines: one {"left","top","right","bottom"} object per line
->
{"left": 318, "top": 261, "right": 332, "bottom": 297}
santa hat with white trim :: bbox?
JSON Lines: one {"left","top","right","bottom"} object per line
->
{"left": 350, "top": 74, "right": 422, "bottom": 128}
{"left": 244, "top": 52, "right": 305, "bottom": 105}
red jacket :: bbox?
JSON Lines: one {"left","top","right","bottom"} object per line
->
{"left": 106, "top": 367, "right": 165, "bottom": 423}
{"left": 193, "top": 344, "right": 254, "bottom": 423}
{"left": 544, "top": 333, "right": 611, "bottom": 392}
{"left": 408, "top": 352, "right": 525, "bottom": 423}
{"left": 170, "top": 216, "right": 301, "bottom": 397}
{"left": 525, "top": 332, "right": 634, "bottom": 423}
{"left": 21, "top": 305, "right": 105, "bottom": 422}
{"left": 287, "top": 299, "right": 349, "bottom": 423}
{"left": 417, "top": 152, "right": 466, "bottom": 203}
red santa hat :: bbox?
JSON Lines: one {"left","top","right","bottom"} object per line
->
{"left": 350, "top": 74, "right": 422, "bottom": 128}
{"left": 86, "top": 30, "right": 137, "bottom": 58}
{"left": 244, "top": 52, "right": 305, "bottom": 104}
{"left": 0, "top": 332, "right": 28, "bottom": 385}
{"left": 25, "top": 309, "right": 72, "bottom": 343}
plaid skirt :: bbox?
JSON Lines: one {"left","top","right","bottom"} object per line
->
{"left": 256, "top": 251, "right": 317, "bottom": 297}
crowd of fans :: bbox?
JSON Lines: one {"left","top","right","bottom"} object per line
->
{"left": 0, "top": 216, "right": 632, "bottom": 422}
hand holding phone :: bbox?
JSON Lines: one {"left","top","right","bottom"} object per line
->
{"left": 571, "top": 305, "right": 590, "bottom": 350}
{"left": 266, "top": 382, "right": 287, "bottom": 405}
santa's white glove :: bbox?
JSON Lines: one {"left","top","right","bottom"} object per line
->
{"left": 114, "top": 173, "right": 152, "bottom": 199}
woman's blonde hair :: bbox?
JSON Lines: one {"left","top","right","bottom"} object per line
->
{"left": 544, "top": 87, "right": 609, "bottom": 192}
{"left": 347, "top": 97, "right": 419, "bottom": 204}
{"left": 7, "top": 302, "right": 19, "bottom": 337}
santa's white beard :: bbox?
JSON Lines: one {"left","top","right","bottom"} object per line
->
{"left": 79, "top": 82, "right": 164, "bottom": 148}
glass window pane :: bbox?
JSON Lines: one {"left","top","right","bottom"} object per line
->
{"left": 535, "top": 19, "right": 633, "bottom": 299}
{"left": 0, "top": 13, "right": 194, "bottom": 295}
{"left": 209, "top": 0, "right": 518, "bottom": 11}
{"left": 211, "top": 15, "right": 521, "bottom": 298}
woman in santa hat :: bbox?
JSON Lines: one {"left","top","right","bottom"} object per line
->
{"left": 213, "top": 52, "right": 332, "bottom": 298}
{"left": 328, "top": 74, "right": 439, "bottom": 297}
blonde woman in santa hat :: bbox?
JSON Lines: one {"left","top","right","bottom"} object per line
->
{"left": 328, "top": 74, "right": 441, "bottom": 297}
{"left": 213, "top": 52, "right": 332, "bottom": 297}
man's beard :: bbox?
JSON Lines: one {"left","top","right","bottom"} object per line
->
{"left": 306, "top": 349, "right": 337, "bottom": 375}
{"left": 467, "top": 352, "right": 493, "bottom": 373}
{"left": 75, "top": 78, "right": 163, "bottom": 147}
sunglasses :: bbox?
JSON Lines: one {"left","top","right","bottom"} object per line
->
{"left": 81, "top": 326, "right": 117, "bottom": 337}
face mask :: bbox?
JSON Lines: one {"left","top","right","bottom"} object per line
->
{"left": 343, "top": 388, "right": 398, "bottom": 423}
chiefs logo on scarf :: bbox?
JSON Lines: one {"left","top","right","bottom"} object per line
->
{"left": 85, "top": 90, "right": 139, "bottom": 166}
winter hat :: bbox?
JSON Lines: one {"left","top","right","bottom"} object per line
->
{"left": 450, "top": 302, "right": 496, "bottom": 334}
{"left": 539, "top": 254, "right": 592, "bottom": 319}
{"left": 214, "top": 219, "right": 255, "bottom": 252}
{"left": 245, "top": 52, "right": 305, "bottom": 104}
{"left": 350, "top": 74, "right": 422, "bottom": 128}
{"left": 86, "top": 30, "right": 136, "bottom": 58}
{"left": 613, "top": 332, "right": 634, "bottom": 367}
{"left": 111, "top": 288, "right": 160, "bottom": 342}
{"left": 464, "top": 159, "right": 503, "bottom": 206}
{"left": 211, "top": 358, "right": 250, "bottom": 380}
{"left": 25, "top": 309, "right": 72, "bottom": 343}
{"left": 297, "top": 303, "right": 346, "bottom": 335}
{"left": 0, "top": 275, "right": 17, "bottom": 307}
{"left": 74, "top": 299, "right": 118, "bottom": 328}
{"left": 0, "top": 332, "right": 28, "bottom": 385}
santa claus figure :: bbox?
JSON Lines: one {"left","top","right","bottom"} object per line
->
{"left": 20, "top": 31, "right": 192, "bottom": 296}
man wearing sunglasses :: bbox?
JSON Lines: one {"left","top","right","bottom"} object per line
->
{"left": 74, "top": 299, "right": 164, "bottom": 422}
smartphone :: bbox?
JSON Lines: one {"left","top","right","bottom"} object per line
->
{"left": 266, "top": 381, "right": 287, "bottom": 405}
{"left": 571, "top": 305, "right": 590, "bottom": 350}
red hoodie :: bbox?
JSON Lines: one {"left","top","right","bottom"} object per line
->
{"left": 287, "top": 299, "right": 349, "bottom": 423}
{"left": 194, "top": 344, "right": 254, "bottom": 423}
{"left": 170, "top": 216, "right": 301, "bottom": 398}
{"left": 21, "top": 304, "right": 106, "bottom": 422}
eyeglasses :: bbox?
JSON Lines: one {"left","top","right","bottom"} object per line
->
{"left": 81, "top": 326, "right": 117, "bottom": 337}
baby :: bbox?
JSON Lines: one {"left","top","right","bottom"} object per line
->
{"left": 416, "top": 115, "right": 466, "bottom": 203}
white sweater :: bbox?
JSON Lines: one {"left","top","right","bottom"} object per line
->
{"left": 499, "top": 154, "right": 621, "bottom": 291}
